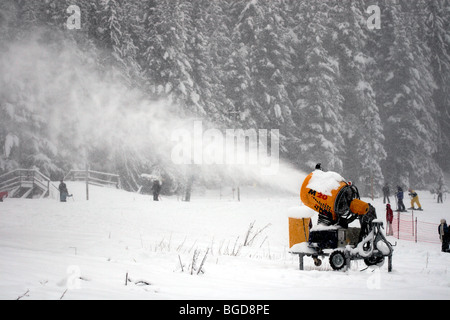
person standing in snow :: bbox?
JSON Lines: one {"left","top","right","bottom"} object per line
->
{"left": 437, "top": 178, "right": 444, "bottom": 203}
{"left": 437, "top": 189, "right": 443, "bottom": 203}
{"left": 0, "top": 191, "right": 7, "bottom": 202}
{"left": 58, "top": 180, "right": 69, "bottom": 202}
{"left": 396, "top": 186, "right": 406, "bottom": 212}
{"left": 386, "top": 204, "right": 394, "bottom": 236}
{"left": 382, "top": 183, "right": 390, "bottom": 204}
{"left": 184, "top": 175, "right": 194, "bottom": 202}
{"left": 408, "top": 189, "right": 422, "bottom": 210}
{"left": 152, "top": 179, "right": 161, "bottom": 201}
{"left": 438, "top": 219, "right": 449, "bottom": 253}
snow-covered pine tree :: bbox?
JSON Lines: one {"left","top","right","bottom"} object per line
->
{"left": 223, "top": 0, "right": 296, "bottom": 160}
{"left": 374, "top": 0, "right": 442, "bottom": 188}
{"left": 139, "top": 0, "right": 200, "bottom": 115}
{"left": 332, "top": 0, "right": 387, "bottom": 196}
{"left": 288, "top": 0, "right": 345, "bottom": 172}
{"left": 0, "top": 0, "right": 19, "bottom": 43}
{"left": 252, "top": 1, "right": 295, "bottom": 156}
{"left": 419, "top": 0, "right": 450, "bottom": 172}
{"left": 184, "top": 0, "right": 232, "bottom": 124}
{"left": 0, "top": 31, "right": 63, "bottom": 177}
{"left": 136, "top": 0, "right": 157, "bottom": 84}
{"left": 96, "top": 0, "right": 143, "bottom": 89}
{"left": 223, "top": 0, "right": 262, "bottom": 129}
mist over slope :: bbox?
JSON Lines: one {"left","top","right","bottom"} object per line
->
{"left": 0, "top": 29, "right": 303, "bottom": 194}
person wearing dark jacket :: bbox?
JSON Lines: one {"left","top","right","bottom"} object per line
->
{"left": 438, "top": 219, "right": 449, "bottom": 253}
{"left": 437, "top": 190, "right": 443, "bottom": 203}
{"left": 59, "top": 180, "right": 69, "bottom": 202}
{"left": 152, "top": 179, "right": 161, "bottom": 201}
{"left": 396, "top": 186, "right": 406, "bottom": 212}
{"left": 382, "top": 183, "right": 390, "bottom": 204}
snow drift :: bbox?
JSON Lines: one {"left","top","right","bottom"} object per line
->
{"left": 0, "top": 182, "right": 449, "bottom": 300}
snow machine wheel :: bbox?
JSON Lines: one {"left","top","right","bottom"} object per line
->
{"left": 364, "top": 256, "right": 385, "bottom": 267}
{"left": 313, "top": 257, "right": 322, "bottom": 267}
{"left": 329, "top": 251, "right": 347, "bottom": 271}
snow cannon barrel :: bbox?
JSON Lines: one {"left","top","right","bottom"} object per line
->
{"left": 349, "top": 198, "right": 369, "bottom": 216}
{"left": 300, "top": 170, "right": 367, "bottom": 227}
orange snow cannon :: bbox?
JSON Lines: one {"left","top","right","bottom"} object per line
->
{"left": 300, "top": 170, "right": 366, "bottom": 227}
{"left": 290, "top": 168, "right": 394, "bottom": 272}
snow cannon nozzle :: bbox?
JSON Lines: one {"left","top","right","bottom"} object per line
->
{"left": 349, "top": 199, "right": 369, "bottom": 216}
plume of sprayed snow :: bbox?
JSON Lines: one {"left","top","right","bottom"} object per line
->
{"left": 0, "top": 29, "right": 305, "bottom": 194}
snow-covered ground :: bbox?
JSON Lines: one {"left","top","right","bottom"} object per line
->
{"left": 0, "top": 181, "right": 449, "bottom": 300}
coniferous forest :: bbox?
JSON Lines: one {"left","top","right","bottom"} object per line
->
{"left": 0, "top": 0, "right": 449, "bottom": 195}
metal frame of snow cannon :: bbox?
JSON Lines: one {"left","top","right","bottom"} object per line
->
{"left": 293, "top": 220, "right": 395, "bottom": 272}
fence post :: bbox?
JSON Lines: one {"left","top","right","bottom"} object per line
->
{"left": 397, "top": 212, "right": 400, "bottom": 239}
{"left": 85, "top": 164, "right": 89, "bottom": 201}
{"left": 32, "top": 170, "right": 36, "bottom": 193}
{"left": 415, "top": 217, "right": 418, "bottom": 243}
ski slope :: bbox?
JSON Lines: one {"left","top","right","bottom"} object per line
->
{"left": 0, "top": 182, "right": 449, "bottom": 300}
